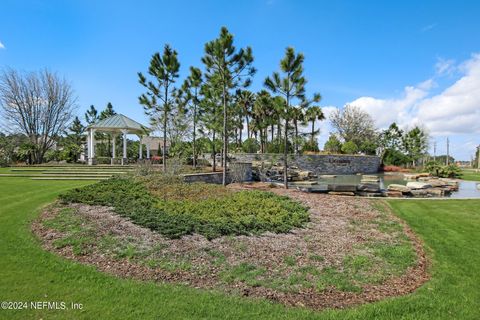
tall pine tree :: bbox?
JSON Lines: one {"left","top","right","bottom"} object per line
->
{"left": 138, "top": 45, "right": 180, "bottom": 172}
{"left": 202, "top": 27, "right": 255, "bottom": 185}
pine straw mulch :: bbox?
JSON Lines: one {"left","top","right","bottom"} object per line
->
{"left": 32, "top": 182, "right": 429, "bottom": 310}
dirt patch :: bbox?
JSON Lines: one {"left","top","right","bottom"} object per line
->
{"left": 32, "top": 183, "right": 429, "bottom": 310}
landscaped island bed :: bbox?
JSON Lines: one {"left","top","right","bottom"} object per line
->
{"left": 33, "top": 177, "right": 428, "bottom": 310}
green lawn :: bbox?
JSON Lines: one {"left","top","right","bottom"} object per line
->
{"left": 460, "top": 169, "right": 480, "bottom": 181}
{"left": 1, "top": 173, "right": 479, "bottom": 319}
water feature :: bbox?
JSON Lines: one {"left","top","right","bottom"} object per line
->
{"left": 293, "top": 173, "right": 480, "bottom": 199}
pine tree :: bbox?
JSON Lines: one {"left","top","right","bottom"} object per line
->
{"left": 85, "top": 105, "right": 98, "bottom": 125}
{"left": 100, "top": 102, "right": 116, "bottom": 120}
{"left": 202, "top": 27, "right": 256, "bottom": 186}
{"left": 138, "top": 44, "right": 180, "bottom": 172}
{"left": 179, "top": 67, "right": 203, "bottom": 168}
{"left": 264, "top": 47, "right": 307, "bottom": 189}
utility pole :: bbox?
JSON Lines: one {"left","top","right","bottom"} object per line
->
{"left": 446, "top": 137, "right": 450, "bottom": 165}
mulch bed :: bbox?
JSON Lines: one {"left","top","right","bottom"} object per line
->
{"left": 32, "top": 183, "right": 429, "bottom": 310}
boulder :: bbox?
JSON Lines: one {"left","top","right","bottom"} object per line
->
{"left": 427, "top": 179, "right": 447, "bottom": 187}
{"left": 406, "top": 181, "right": 432, "bottom": 189}
{"left": 388, "top": 184, "right": 411, "bottom": 193}
{"left": 328, "top": 191, "right": 355, "bottom": 196}
{"left": 417, "top": 172, "right": 431, "bottom": 178}
{"left": 403, "top": 173, "right": 419, "bottom": 180}
{"left": 477, "top": 183, "right": 480, "bottom": 191}
{"left": 386, "top": 190, "right": 404, "bottom": 198}
{"left": 425, "top": 188, "right": 443, "bottom": 197}
{"left": 298, "top": 170, "right": 314, "bottom": 180}
{"left": 356, "top": 191, "right": 384, "bottom": 197}
{"left": 319, "top": 175, "right": 336, "bottom": 179}
{"left": 357, "top": 183, "right": 381, "bottom": 193}
{"left": 328, "top": 184, "right": 357, "bottom": 192}
{"left": 410, "top": 189, "right": 429, "bottom": 197}
{"left": 290, "top": 181, "right": 318, "bottom": 186}
{"left": 362, "top": 175, "right": 380, "bottom": 181}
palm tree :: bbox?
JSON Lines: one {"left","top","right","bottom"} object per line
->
{"left": 289, "top": 106, "right": 305, "bottom": 155}
{"left": 236, "top": 90, "right": 255, "bottom": 141}
{"left": 304, "top": 105, "right": 325, "bottom": 145}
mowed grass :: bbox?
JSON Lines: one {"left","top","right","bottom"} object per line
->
{"left": 1, "top": 170, "right": 479, "bottom": 319}
{"left": 460, "top": 169, "right": 480, "bottom": 181}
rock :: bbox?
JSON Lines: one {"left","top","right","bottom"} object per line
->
{"left": 388, "top": 184, "right": 411, "bottom": 193}
{"left": 439, "top": 178, "right": 459, "bottom": 186}
{"left": 328, "top": 191, "right": 355, "bottom": 196}
{"left": 477, "top": 183, "right": 480, "bottom": 190}
{"left": 319, "top": 175, "right": 336, "bottom": 179}
{"left": 417, "top": 172, "right": 431, "bottom": 178}
{"left": 403, "top": 173, "right": 419, "bottom": 180}
{"left": 406, "top": 182, "right": 432, "bottom": 189}
{"left": 427, "top": 179, "right": 447, "bottom": 187}
{"left": 290, "top": 181, "right": 318, "bottom": 186}
{"left": 357, "top": 183, "right": 381, "bottom": 192}
{"left": 328, "top": 184, "right": 357, "bottom": 192}
{"left": 356, "top": 191, "right": 384, "bottom": 197}
{"left": 410, "top": 189, "right": 429, "bottom": 197}
{"left": 298, "top": 170, "right": 314, "bottom": 180}
{"left": 425, "top": 188, "right": 443, "bottom": 197}
{"left": 386, "top": 191, "right": 403, "bottom": 197}
{"left": 362, "top": 174, "right": 379, "bottom": 180}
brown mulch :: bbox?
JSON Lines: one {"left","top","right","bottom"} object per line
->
{"left": 32, "top": 183, "right": 429, "bottom": 310}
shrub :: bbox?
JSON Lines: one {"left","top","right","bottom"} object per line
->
{"left": 341, "top": 141, "right": 358, "bottom": 154}
{"left": 59, "top": 176, "right": 309, "bottom": 240}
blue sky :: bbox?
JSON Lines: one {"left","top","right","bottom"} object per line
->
{"left": 1, "top": 0, "right": 479, "bottom": 160}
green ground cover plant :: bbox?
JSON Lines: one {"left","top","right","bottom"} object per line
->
{"left": 59, "top": 176, "right": 309, "bottom": 239}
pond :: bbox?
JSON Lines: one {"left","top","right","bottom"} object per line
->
{"left": 300, "top": 173, "right": 480, "bottom": 199}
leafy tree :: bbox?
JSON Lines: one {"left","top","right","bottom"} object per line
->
{"left": 324, "top": 134, "right": 342, "bottom": 153}
{"left": 330, "top": 104, "right": 377, "bottom": 148}
{"left": 251, "top": 90, "right": 275, "bottom": 153}
{"left": 304, "top": 105, "right": 325, "bottom": 147}
{"left": 0, "top": 68, "right": 75, "bottom": 164}
{"left": 202, "top": 26, "right": 255, "bottom": 185}
{"left": 341, "top": 141, "right": 358, "bottom": 154}
{"left": 179, "top": 67, "right": 203, "bottom": 168}
{"left": 138, "top": 44, "right": 180, "bottom": 172}
{"left": 265, "top": 47, "right": 311, "bottom": 188}
{"left": 402, "top": 126, "right": 429, "bottom": 167}
{"left": 241, "top": 137, "right": 260, "bottom": 153}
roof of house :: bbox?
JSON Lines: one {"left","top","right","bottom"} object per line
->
{"left": 87, "top": 114, "right": 148, "bottom": 134}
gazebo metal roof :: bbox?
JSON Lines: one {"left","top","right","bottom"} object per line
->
{"left": 87, "top": 114, "right": 148, "bottom": 134}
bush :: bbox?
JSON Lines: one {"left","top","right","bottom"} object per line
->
{"left": 60, "top": 176, "right": 309, "bottom": 240}
{"left": 241, "top": 138, "right": 260, "bottom": 153}
{"left": 425, "top": 161, "right": 461, "bottom": 178}
{"left": 341, "top": 141, "right": 358, "bottom": 154}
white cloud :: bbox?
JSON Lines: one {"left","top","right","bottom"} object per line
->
{"left": 0, "top": 41, "right": 5, "bottom": 49}
{"left": 345, "top": 53, "right": 480, "bottom": 159}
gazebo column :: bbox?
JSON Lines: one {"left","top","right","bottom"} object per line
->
{"left": 122, "top": 129, "right": 128, "bottom": 165}
{"left": 111, "top": 134, "right": 117, "bottom": 165}
{"left": 88, "top": 128, "right": 96, "bottom": 165}
{"left": 138, "top": 135, "right": 143, "bottom": 160}
{"left": 146, "top": 145, "right": 150, "bottom": 159}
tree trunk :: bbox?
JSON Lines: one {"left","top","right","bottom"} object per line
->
{"left": 311, "top": 120, "right": 315, "bottom": 144}
{"left": 271, "top": 124, "right": 274, "bottom": 142}
{"left": 212, "top": 130, "right": 216, "bottom": 172}
{"left": 284, "top": 119, "right": 289, "bottom": 189}
{"left": 222, "top": 83, "right": 228, "bottom": 186}
{"left": 246, "top": 114, "right": 250, "bottom": 140}
{"left": 192, "top": 104, "right": 197, "bottom": 169}
{"left": 163, "top": 84, "right": 169, "bottom": 173}
{"left": 294, "top": 119, "right": 299, "bottom": 155}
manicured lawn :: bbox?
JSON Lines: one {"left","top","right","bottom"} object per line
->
{"left": 1, "top": 173, "right": 479, "bottom": 319}
{"left": 460, "top": 169, "right": 480, "bottom": 181}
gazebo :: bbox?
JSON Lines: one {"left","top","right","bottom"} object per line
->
{"left": 86, "top": 114, "right": 149, "bottom": 165}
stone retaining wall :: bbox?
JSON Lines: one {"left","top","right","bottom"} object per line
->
{"left": 204, "top": 153, "right": 381, "bottom": 175}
